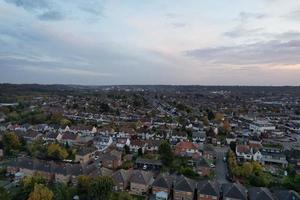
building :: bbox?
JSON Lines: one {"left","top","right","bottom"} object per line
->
{"left": 173, "top": 176, "right": 196, "bottom": 200}
{"left": 130, "top": 170, "right": 154, "bottom": 195}
{"left": 261, "top": 147, "right": 288, "bottom": 167}
{"left": 248, "top": 187, "right": 274, "bottom": 200}
{"left": 197, "top": 180, "right": 220, "bottom": 200}
{"left": 222, "top": 183, "right": 247, "bottom": 200}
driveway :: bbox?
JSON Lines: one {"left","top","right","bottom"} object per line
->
{"left": 215, "top": 146, "right": 229, "bottom": 184}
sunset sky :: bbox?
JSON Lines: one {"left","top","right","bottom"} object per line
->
{"left": 1, "top": 0, "right": 300, "bottom": 85}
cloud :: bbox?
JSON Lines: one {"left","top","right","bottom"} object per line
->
{"left": 184, "top": 40, "right": 300, "bottom": 66}
{"left": 4, "top": 0, "right": 105, "bottom": 21}
{"left": 238, "top": 12, "right": 267, "bottom": 22}
{"left": 38, "top": 11, "right": 64, "bottom": 21}
{"left": 284, "top": 9, "right": 300, "bottom": 21}
{"left": 223, "top": 11, "right": 267, "bottom": 38}
{"left": 171, "top": 22, "right": 186, "bottom": 28}
{"left": 224, "top": 27, "right": 263, "bottom": 38}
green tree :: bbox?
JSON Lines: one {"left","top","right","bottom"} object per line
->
{"left": 89, "top": 176, "right": 114, "bottom": 200}
{"left": 0, "top": 186, "right": 10, "bottom": 200}
{"left": 109, "top": 192, "right": 135, "bottom": 200}
{"left": 52, "top": 183, "right": 76, "bottom": 200}
{"left": 3, "top": 132, "right": 21, "bottom": 155}
{"left": 18, "top": 174, "right": 47, "bottom": 199}
{"left": 28, "top": 184, "right": 53, "bottom": 200}
{"left": 158, "top": 140, "right": 174, "bottom": 167}
{"left": 124, "top": 145, "right": 130, "bottom": 154}
{"left": 47, "top": 143, "right": 68, "bottom": 160}
{"left": 77, "top": 175, "right": 92, "bottom": 195}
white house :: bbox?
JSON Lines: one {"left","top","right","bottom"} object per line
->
{"left": 249, "top": 120, "right": 276, "bottom": 133}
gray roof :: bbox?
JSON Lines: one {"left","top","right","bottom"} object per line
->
{"left": 135, "top": 158, "right": 162, "bottom": 166}
{"left": 112, "top": 169, "right": 132, "bottom": 184}
{"left": 174, "top": 176, "right": 195, "bottom": 193}
{"left": 8, "top": 157, "right": 95, "bottom": 176}
{"left": 273, "top": 190, "right": 300, "bottom": 200}
{"left": 222, "top": 183, "right": 247, "bottom": 200}
{"left": 248, "top": 187, "right": 274, "bottom": 200}
{"left": 152, "top": 175, "right": 174, "bottom": 189}
{"left": 197, "top": 180, "right": 220, "bottom": 197}
{"left": 130, "top": 170, "right": 153, "bottom": 185}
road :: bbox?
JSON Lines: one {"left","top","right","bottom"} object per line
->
{"left": 215, "top": 146, "right": 229, "bottom": 184}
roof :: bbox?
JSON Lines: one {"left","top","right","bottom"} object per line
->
{"left": 222, "top": 183, "right": 247, "bottom": 200}
{"left": 112, "top": 169, "right": 132, "bottom": 184}
{"left": 76, "top": 147, "right": 97, "bottom": 156}
{"left": 197, "top": 158, "right": 210, "bottom": 168}
{"left": 8, "top": 157, "right": 95, "bottom": 176}
{"left": 174, "top": 176, "right": 195, "bottom": 192}
{"left": 236, "top": 145, "right": 251, "bottom": 154}
{"left": 273, "top": 190, "right": 300, "bottom": 200}
{"left": 248, "top": 187, "right": 274, "bottom": 200}
{"left": 130, "top": 170, "right": 153, "bottom": 185}
{"left": 152, "top": 175, "right": 174, "bottom": 189}
{"left": 135, "top": 158, "right": 162, "bottom": 166}
{"left": 175, "top": 141, "right": 198, "bottom": 150}
{"left": 197, "top": 180, "right": 220, "bottom": 197}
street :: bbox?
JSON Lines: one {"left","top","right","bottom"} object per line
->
{"left": 215, "top": 147, "right": 229, "bottom": 184}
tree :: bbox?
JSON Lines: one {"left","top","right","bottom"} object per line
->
{"left": 52, "top": 183, "right": 76, "bottom": 200}
{"left": 27, "top": 139, "right": 46, "bottom": 158}
{"left": 109, "top": 192, "right": 135, "bottom": 200}
{"left": 89, "top": 176, "right": 114, "bottom": 200}
{"left": 138, "top": 148, "right": 143, "bottom": 157}
{"left": 77, "top": 175, "right": 92, "bottom": 195}
{"left": 28, "top": 184, "right": 53, "bottom": 200}
{"left": 60, "top": 118, "right": 71, "bottom": 127}
{"left": 229, "top": 141, "right": 236, "bottom": 152}
{"left": 47, "top": 143, "right": 68, "bottom": 160}
{"left": 207, "top": 110, "right": 215, "bottom": 121}
{"left": 0, "top": 186, "right": 10, "bottom": 200}
{"left": 124, "top": 145, "right": 130, "bottom": 154}
{"left": 3, "top": 132, "right": 21, "bottom": 155}
{"left": 222, "top": 119, "right": 231, "bottom": 133}
{"left": 240, "top": 162, "right": 253, "bottom": 178}
{"left": 158, "top": 140, "right": 174, "bottom": 167}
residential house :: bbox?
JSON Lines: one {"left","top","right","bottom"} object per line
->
{"left": 135, "top": 158, "right": 162, "bottom": 171}
{"left": 192, "top": 131, "right": 206, "bottom": 143}
{"left": 261, "top": 147, "right": 288, "bottom": 167}
{"left": 93, "top": 135, "right": 113, "bottom": 151}
{"left": 222, "top": 183, "right": 247, "bottom": 200}
{"left": 249, "top": 120, "right": 275, "bottom": 134}
{"left": 248, "top": 187, "right": 274, "bottom": 200}
{"left": 75, "top": 147, "right": 97, "bottom": 163}
{"left": 130, "top": 140, "right": 146, "bottom": 153}
{"left": 236, "top": 145, "right": 252, "bottom": 161}
{"left": 171, "top": 131, "right": 188, "bottom": 142}
{"left": 130, "top": 170, "right": 154, "bottom": 195}
{"left": 273, "top": 190, "right": 300, "bottom": 200}
{"left": 116, "top": 137, "right": 130, "bottom": 149}
{"left": 145, "top": 140, "right": 161, "bottom": 152}
{"left": 173, "top": 176, "right": 196, "bottom": 200}
{"left": 174, "top": 141, "right": 200, "bottom": 158}
{"left": 196, "top": 158, "right": 211, "bottom": 177}
{"left": 100, "top": 150, "right": 122, "bottom": 169}
{"left": 59, "top": 132, "right": 79, "bottom": 146}
{"left": 43, "top": 132, "right": 61, "bottom": 142}
{"left": 201, "top": 144, "right": 216, "bottom": 161}
{"left": 7, "top": 157, "right": 97, "bottom": 183}
{"left": 152, "top": 175, "right": 175, "bottom": 200}
{"left": 112, "top": 169, "right": 132, "bottom": 191}
{"left": 197, "top": 180, "right": 220, "bottom": 200}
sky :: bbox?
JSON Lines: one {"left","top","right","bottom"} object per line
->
{"left": 1, "top": 0, "right": 300, "bottom": 86}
